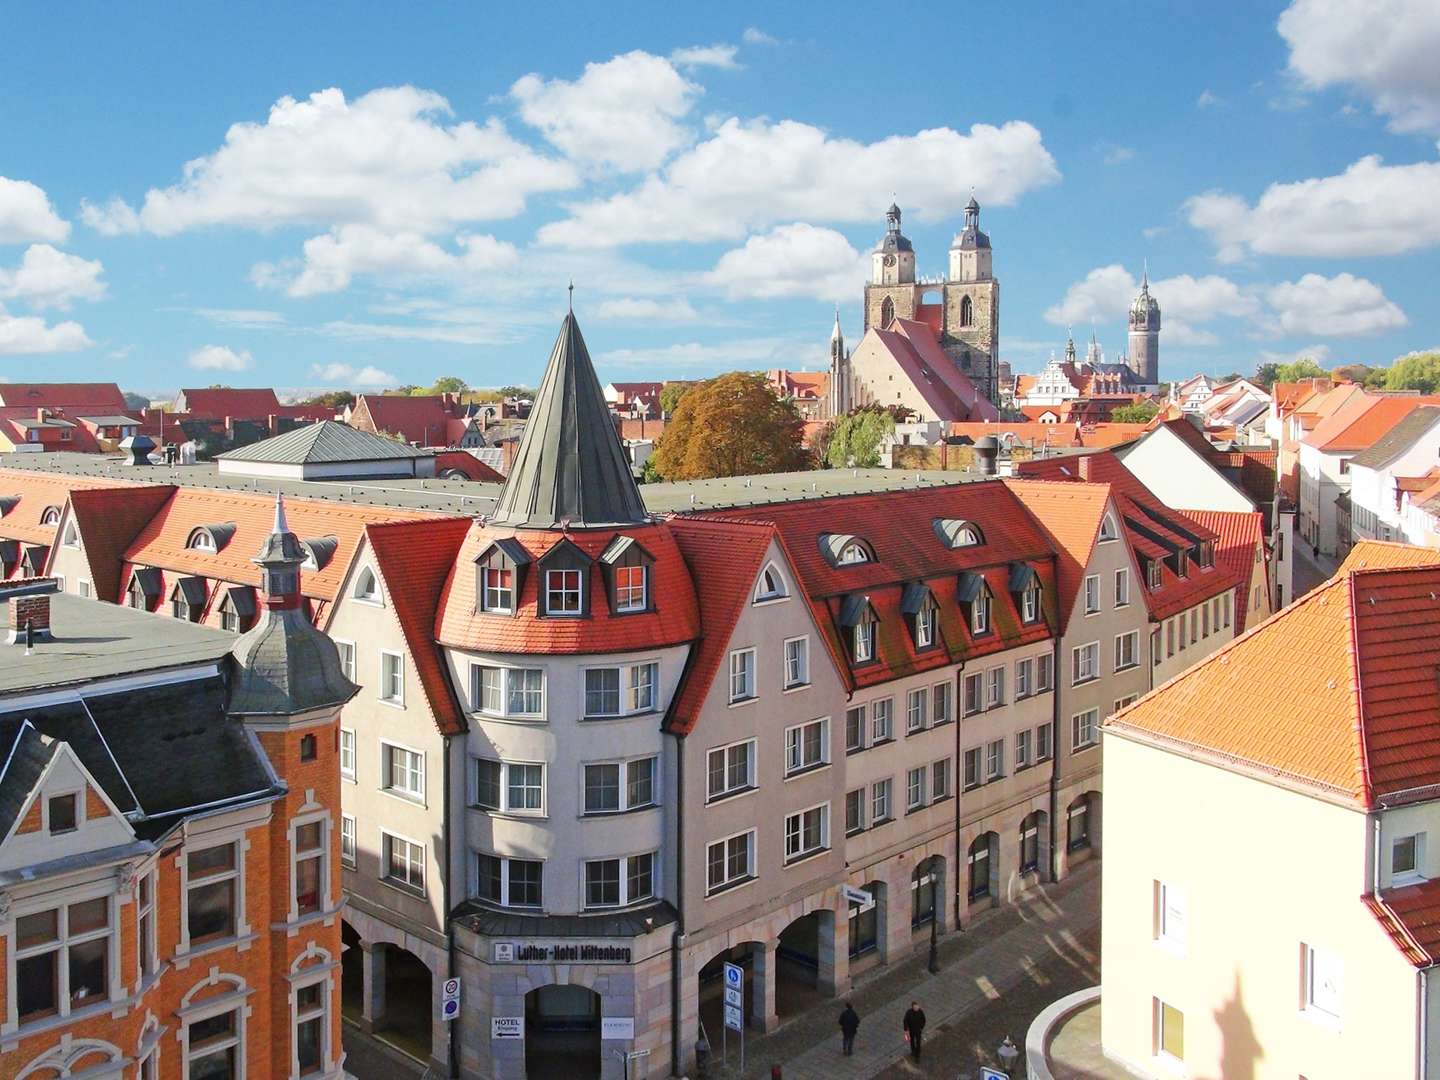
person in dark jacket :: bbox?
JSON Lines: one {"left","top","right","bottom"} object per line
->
{"left": 838, "top": 1002, "right": 860, "bottom": 1055}
{"left": 902, "top": 1001, "right": 927, "bottom": 1060}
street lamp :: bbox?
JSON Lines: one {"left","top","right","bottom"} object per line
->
{"left": 998, "top": 1034, "right": 1019, "bottom": 1076}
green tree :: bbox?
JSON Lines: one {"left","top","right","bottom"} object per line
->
{"left": 825, "top": 406, "right": 896, "bottom": 468}
{"left": 300, "top": 390, "right": 356, "bottom": 409}
{"left": 651, "top": 372, "right": 808, "bottom": 480}
{"left": 1110, "top": 402, "right": 1159, "bottom": 424}
{"left": 659, "top": 382, "right": 691, "bottom": 416}
{"left": 422, "top": 376, "right": 469, "bottom": 395}
{"left": 1331, "top": 363, "right": 1374, "bottom": 385}
{"left": 638, "top": 456, "right": 663, "bottom": 484}
{"left": 1385, "top": 351, "right": 1440, "bottom": 394}
{"left": 498, "top": 385, "right": 536, "bottom": 400}
{"left": 1273, "top": 357, "right": 1328, "bottom": 384}
{"left": 122, "top": 391, "right": 151, "bottom": 410}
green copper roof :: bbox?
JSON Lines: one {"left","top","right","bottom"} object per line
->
{"left": 489, "top": 313, "right": 649, "bottom": 530}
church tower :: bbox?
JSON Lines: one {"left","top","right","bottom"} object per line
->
{"left": 829, "top": 306, "right": 851, "bottom": 417}
{"left": 1127, "top": 269, "right": 1161, "bottom": 387}
{"left": 863, "top": 204, "right": 921, "bottom": 332}
{"left": 942, "top": 196, "right": 1001, "bottom": 403}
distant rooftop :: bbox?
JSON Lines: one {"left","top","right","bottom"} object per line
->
{"left": 0, "top": 587, "right": 236, "bottom": 695}
{"left": 217, "top": 420, "right": 428, "bottom": 464}
{"left": 0, "top": 452, "right": 1080, "bottom": 518}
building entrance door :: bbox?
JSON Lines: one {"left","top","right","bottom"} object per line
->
{"left": 524, "top": 985, "right": 601, "bottom": 1079}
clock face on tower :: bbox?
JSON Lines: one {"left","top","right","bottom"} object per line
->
{"left": 883, "top": 254, "right": 896, "bottom": 267}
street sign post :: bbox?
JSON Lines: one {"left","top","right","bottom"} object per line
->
{"left": 722, "top": 962, "right": 745, "bottom": 1072}
{"left": 841, "top": 883, "right": 875, "bottom": 911}
{"left": 440, "top": 978, "right": 461, "bottom": 1022}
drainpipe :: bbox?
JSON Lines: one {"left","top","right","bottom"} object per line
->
{"left": 670, "top": 732, "right": 686, "bottom": 1079}
{"left": 1048, "top": 551, "right": 1062, "bottom": 883}
{"left": 953, "top": 659, "right": 965, "bottom": 932}
{"left": 444, "top": 734, "right": 459, "bottom": 1079}
{"left": 1419, "top": 967, "right": 1429, "bottom": 1080}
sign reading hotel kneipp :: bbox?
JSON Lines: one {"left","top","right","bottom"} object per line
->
{"left": 492, "top": 941, "right": 634, "bottom": 964}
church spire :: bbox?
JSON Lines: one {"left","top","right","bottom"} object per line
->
{"left": 831, "top": 305, "right": 843, "bottom": 344}
{"left": 1065, "top": 328, "right": 1077, "bottom": 363}
{"left": 490, "top": 307, "right": 649, "bottom": 530}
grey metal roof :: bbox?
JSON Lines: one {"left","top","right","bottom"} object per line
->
{"left": 489, "top": 313, "right": 650, "bottom": 530}
{"left": 452, "top": 898, "right": 677, "bottom": 938}
{"left": 0, "top": 724, "right": 57, "bottom": 840}
{"left": 216, "top": 420, "right": 428, "bottom": 463}
{"left": 74, "top": 415, "right": 140, "bottom": 426}
{"left": 1349, "top": 406, "right": 1440, "bottom": 470}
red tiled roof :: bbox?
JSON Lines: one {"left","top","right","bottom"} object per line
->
{"left": 0, "top": 384, "right": 127, "bottom": 411}
{"left": 1181, "top": 509, "right": 1266, "bottom": 633}
{"left": 697, "top": 481, "right": 1059, "bottom": 691}
{"left": 1077, "top": 423, "right": 1150, "bottom": 449}
{"left": 1018, "top": 404, "right": 1070, "bottom": 423}
{"left": 912, "top": 303, "right": 944, "bottom": 335}
{"left": 66, "top": 485, "right": 176, "bottom": 603}
{"left": 870, "top": 319, "right": 998, "bottom": 422}
{"left": 366, "top": 518, "right": 473, "bottom": 736}
{"left": 666, "top": 517, "right": 780, "bottom": 735}
{"left": 1014, "top": 451, "right": 1240, "bottom": 621}
{"left": 1365, "top": 881, "right": 1440, "bottom": 968}
{"left": 121, "top": 487, "right": 448, "bottom": 604}
{"left": 950, "top": 422, "right": 1080, "bottom": 448}
{"left": 1111, "top": 564, "right": 1440, "bottom": 809}
{"left": 176, "top": 387, "right": 282, "bottom": 418}
{"left": 432, "top": 450, "right": 504, "bottom": 482}
{"left": 1004, "top": 479, "right": 1114, "bottom": 633}
{"left": 436, "top": 522, "right": 701, "bottom": 656}
{"left": 1309, "top": 396, "right": 1440, "bottom": 453}
{"left": 0, "top": 470, "right": 139, "bottom": 545}
{"left": 353, "top": 394, "right": 462, "bottom": 446}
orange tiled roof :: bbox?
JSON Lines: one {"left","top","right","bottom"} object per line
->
{"left": 666, "top": 517, "right": 780, "bottom": 735}
{"left": 0, "top": 470, "right": 140, "bottom": 545}
{"left": 1309, "top": 396, "right": 1440, "bottom": 453}
{"left": 1077, "top": 423, "right": 1149, "bottom": 449}
{"left": 122, "top": 487, "right": 447, "bottom": 603}
{"left": 367, "top": 517, "right": 472, "bottom": 735}
{"left": 1365, "top": 881, "right": 1440, "bottom": 968}
{"left": 435, "top": 522, "right": 701, "bottom": 656}
{"left": 949, "top": 422, "right": 1080, "bottom": 447}
{"left": 1111, "top": 564, "right": 1440, "bottom": 808}
{"left": 1180, "top": 509, "right": 1266, "bottom": 633}
{"left": 1004, "top": 479, "right": 1113, "bottom": 632}
{"left": 1338, "top": 540, "right": 1440, "bottom": 575}
{"left": 66, "top": 485, "right": 177, "bottom": 603}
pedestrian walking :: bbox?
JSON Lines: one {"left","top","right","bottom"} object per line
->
{"left": 902, "top": 1001, "right": 926, "bottom": 1061}
{"left": 838, "top": 1002, "right": 860, "bottom": 1055}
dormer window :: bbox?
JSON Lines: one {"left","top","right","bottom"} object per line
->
{"left": 39, "top": 506, "right": 61, "bottom": 527}
{"left": 1197, "top": 540, "right": 1215, "bottom": 569}
{"left": 547, "top": 570, "right": 582, "bottom": 615}
{"left": 820, "top": 534, "right": 874, "bottom": 567}
{"left": 169, "top": 577, "right": 206, "bottom": 622}
{"left": 840, "top": 594, "right": 878, "bottom": 663}
{"left": 483, "top": 564, "right": 514, "bottom": 612}
{"left": 855, "top": 609, "right": 876, "bottom": 662}
{"left": 901, "top": 582, "right": 939, "bottom": 650}
{"left": 126, "top": 567, "right": 162, "bottom": 611}
{"left": 600, "top": 535, "right": 653, "bottom": 615}
{"left": 934, "top": 519, "right": 984, "bottom": 549}
{"left": 61, "top": 522, "right": 79, "bottom": 549}
{"left": 1022, "top": 582, "right": 1041, "bottom": 624}
{"left": 188, "top": 531, "right": 216, "bottom": 552}
{"left": 1147, "top": 560, "right": 1163, "bottom": 590}
{"left": 353, "top": 567, "right": 379, "bottom": 603}
{"left": 301, "top": 537, "right": 338, "bottom": 572}
{"left": 186, "top": 523, "right": 236, "bottom": 553}
{"left": 1098, "top": 514, "right": 1118, "bottom": 542}
{"left": 971, "top": 591, "right": 991, "bottom": 635}
{"left": 958, "top": 572, "right": 991, "bottom": 636}
{"left": 916, "top": 596, "right": 937, "bottom": 648}
{"left": 475, "top": 538, "right": 531, "bottom": 616}
{"left": 755, "top": 563, "right": 787, "bottom": 603}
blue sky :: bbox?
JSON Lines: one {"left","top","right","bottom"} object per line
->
{"left": 2, "top": 0, "right": 1439, "bottom": 399}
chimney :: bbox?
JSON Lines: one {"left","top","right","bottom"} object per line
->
{"left": 35, "top": 407, "right": 48, "bottom": 422}
{"left": 5, "top": 579, "right": 56, "bottom": 645}
{"left": 975, "top": 435, "right": 999, "bottom": 476}
{"left": 119, "top": 433, "right": 156, "bottom": 465}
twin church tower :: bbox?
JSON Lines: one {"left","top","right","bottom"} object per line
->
{"left": 831, "top": 202, "right": 1161, "bottom": 414}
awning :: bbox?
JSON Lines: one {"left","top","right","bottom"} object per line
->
{"left": 838, "top": 594, "right": 870, "bottom": 627}
{"left": 900, "top": 582, "right": 931, "bottom": 615}
{"left": 1008, "top": 562, "right": 1038, "bottom": 593}
{"left": 956, "top": 571, "right": 986, "bottom": 604}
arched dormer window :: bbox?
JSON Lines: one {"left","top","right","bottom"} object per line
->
{"left": 839, "top": 542, "right": 869, "bottom": 565}
{"left": 959, "top": 295, "right": 974, "bottom": 327}
{"left": 353, "top": 567, "right": 379, "bottom": 604}
{"left": 188, "top": 530, "right": 216, "bottom": 552}
{"left": 880, "top": 296, "right": 895, "bottom": 328}
{"left": 1097, "top": 514, "right": 1119, "bottom": 543}
{"left": 39, "top": 506, "right": 61, "bottom": 527}
{"left": 933, "top": 519, "right": 984, "bottom": 549}
{"left": 754, "top": 563, "right": 787, "bottom": 603}
{"left": 820, "top": 534, "right": 875, "bottom": 567}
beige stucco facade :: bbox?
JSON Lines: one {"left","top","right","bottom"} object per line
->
{"left": 1101, "top": 731, "right": 1425, "bottom": 1079}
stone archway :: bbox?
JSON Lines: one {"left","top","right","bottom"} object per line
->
{"left": 339, "top": 920, "right": 362, "bottom": 1022}
{"left": 525, "top": 984, "right": 601, "bottom": 1080}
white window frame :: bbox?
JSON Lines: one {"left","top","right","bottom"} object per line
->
{"left": 931, "top": 758, "right": 951, "bottom": 800}
{"left": 339, "top": 728, "right": 356, "bottom": 781}
{"left": 77, "top": 578, "right": 91, "bottom": 599}
{"left": 963, "top": 672, "right": 983, "bottom": 716}
{"left": 871, "top": 697, "right": 894, "bottom": 742}
{"left": 932, "top": 681, "right": 952, "bottom": 726}
{"left": 378, "top": 650, "right": 405, "bottom": 707}
{"left": 1098, "top": 514, "right": 1118, "bottom": 542}
{"left": 1154, "top": 999, "right": 1184, "bottom": 1063}
{"left": 183, "top": 999, "right": 245, "bottom": 1080}
{"left": 906, "top": 687, "right": 928, "bottom": 734}
{"left": 340, "top": 815, "right": 357, "bottom": 869}
{"left": 1036, "top": 723, "right": 1053, "bottom": 761}
{"left": 10, "top": 890, "right": 118, "bottom": 1026}
{"left": 870, "top": 778, "right": 892, "bottom": 823}
{"left": 985, "top": 738, "right": 1004, "bottom": 781}
{"left": 1015, "top": 657, "right": 1033, "bottom": 699}
{"left": 729, "top": 648, "right": 757, "bottom": 703}
{"left": 915, "top": 599, "right": 937, "bottom": 647}
{"left": 784, "top": 717, "right": 830, "bottom": 776}
{"left": 906, "top": 766, "right": 927, "bottom": 811}
{"left": 783, "top": 803, "right": 830, "bottom": 863}
{"left": 545, "top": 568, "right": 583, "bottom": 616}
{"left": 289, "top": 813, "right": 331, "bottom": 921}
{"left": 292, "top": 972, "right": 332, "bottom": 1078}
{"left": 472, "top": 664, "right": 546, "bottom": 720}
{"left": 613, "top": 564, "right": 647, "bottom": 613}
{"left": 136, "top": 868, "right": 158, "bottom": 981}
{"left": 1083, "top": 574, "right": 1101, "bottom": 615}
{"left": 581, "top": 756, "right": 658, "bottom": 815}
{"left": 1072, "top": 708, "right": 1100, "bottom": 751}
{"left": 380, "top": 741, "right": 426, "bottom": 804}
{"left": 1036, "top": 653, "right": 1054, "bottom": 693}
{"left": 1021, "top": 582, "right": 1041, "bottom": 623}
{"left": 1114, "top": 567, "right": 1130, "bottom": 607}
{"left": 582, "top": 662, "right": 659, "bottom": 717}
{"left": 783, "top": 636, "right": 810, "bottom": 689}
{"left": 963, "top": 748, "right": 981, "bottom": 790}
{"left": 845, "top": 788, "right": 866, "bottom": 834}
{"left": 854, "top": 610, "right": 877, "bottom": 661}
{"left": 480, "top": 564, "right": 515, "bottom": 613}
{"left": 845, "top": 704, "right": 868, "bottom": 753}
{"left": 470, "top": 851, "right": 543, "bottom": 908}
{"left": 352, "top": 566, "right": 381, "bottom": 604}
{"left": 583, "top": 851, "right": 658, "bottom": 909}
{"left": 1302, "top": 943, "right": 1343, "bottom": 1024}
{"left": 1016, "top": 728, "right": 1032, "bottom": 769}
{"left": 1072, "top": 641, "right": 1100, "bottom": 685}
{"left": 180, "top": 838, "right": 246, "bottom": 955}
{"left": 1392, "top": 833, "right": 1425, "bottom": 884}
{"left": 754, "top": 562, "right": 788, "bottom": 603}
{"left": 470, "top": 756, "right": 547, "bottom": 816}
{"left": 706, "top": 738, "right": 756, "bottom": 802}
{"left": 705, "top": 829, "right": 756, "bottom": 895}
{"left": 334, "top": 639, "right": 356, "bottom": 683}
{"left": 381, "top": 830, "right": 426, "bottom": 894}
{"left": 1114, "top": 630, "right": 1139, "bottom": 671}
{"left": 986, "top": 665, "right": 1006, "bottom": 708}
{"left": 971, "top": 591, "right": 991, "bottom": 635}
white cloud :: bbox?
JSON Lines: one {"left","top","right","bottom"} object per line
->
{"left": 1258, "top": 343, "right": 1333, "bottom": 365}
{"left": 0, "top": 178, "right": 70, "bottom": 244}
{"left": 511, "top": 52, "right": 701, "bottom": 172}
{"left": 97, "top": 86, "right": 576, "bottom": 237}
{"left": 1185, "top": 154, "right": 1440, "bottom": 261}
{"left": 742, "top": 28, "right": 777, "bottom": 45}
{"left": 593, "top": 297, "right": 699, "bottom": 322}
{"left": 706, "top": 223, "right": 868, "bottom": 301}
{"left": 1101, "top": 144, "right": 1135, "bottom": 166}
{"left": 78, "top": 197, "right": 141, "bottom": 237}
{"left": 0, "top": 245, "right": 106, "bottom": 310}
{"left": 0, "top": 304, "right": 91, "bottom": 354}
{"left": 188, "top": 344, "right": 253, "bottom": 371}
{"left": 1279, "top": 0, "right": 1440, "bottom": 134}
{"left": 315, "top": 320, "right": 520, "bottom": 346}
{"left": 539, "top": 117, "right": 1060, "bottom": 248}
{"left": 670, "top": 44, "right": 739, "bottom": 70}
{"left": 192, "top": 308, "right": 287, "bottom": 328}
{"left": 1044, "top": 265, "right": 1262, "bottom": 346}
{"left": 266, "top": 224, "right": 520, "bottom": 297}
{"left": 1264, "top": 272, "right": 1407, "bottom": 337}
{"left": 310, "top": 361, "right": 398, "bottom": 386}
{"left": 598, "top": 336, "right": 811, "bottom": 371}
{"left": 1196, "top": 89, "right": 1222, "bottom": 108}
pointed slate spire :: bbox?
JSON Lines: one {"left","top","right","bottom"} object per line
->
{"left": 228, "top": 492, "right": 358, "bottom": 716}
{"left": 490, "top": 310, "right": 649, "bottom": 530}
